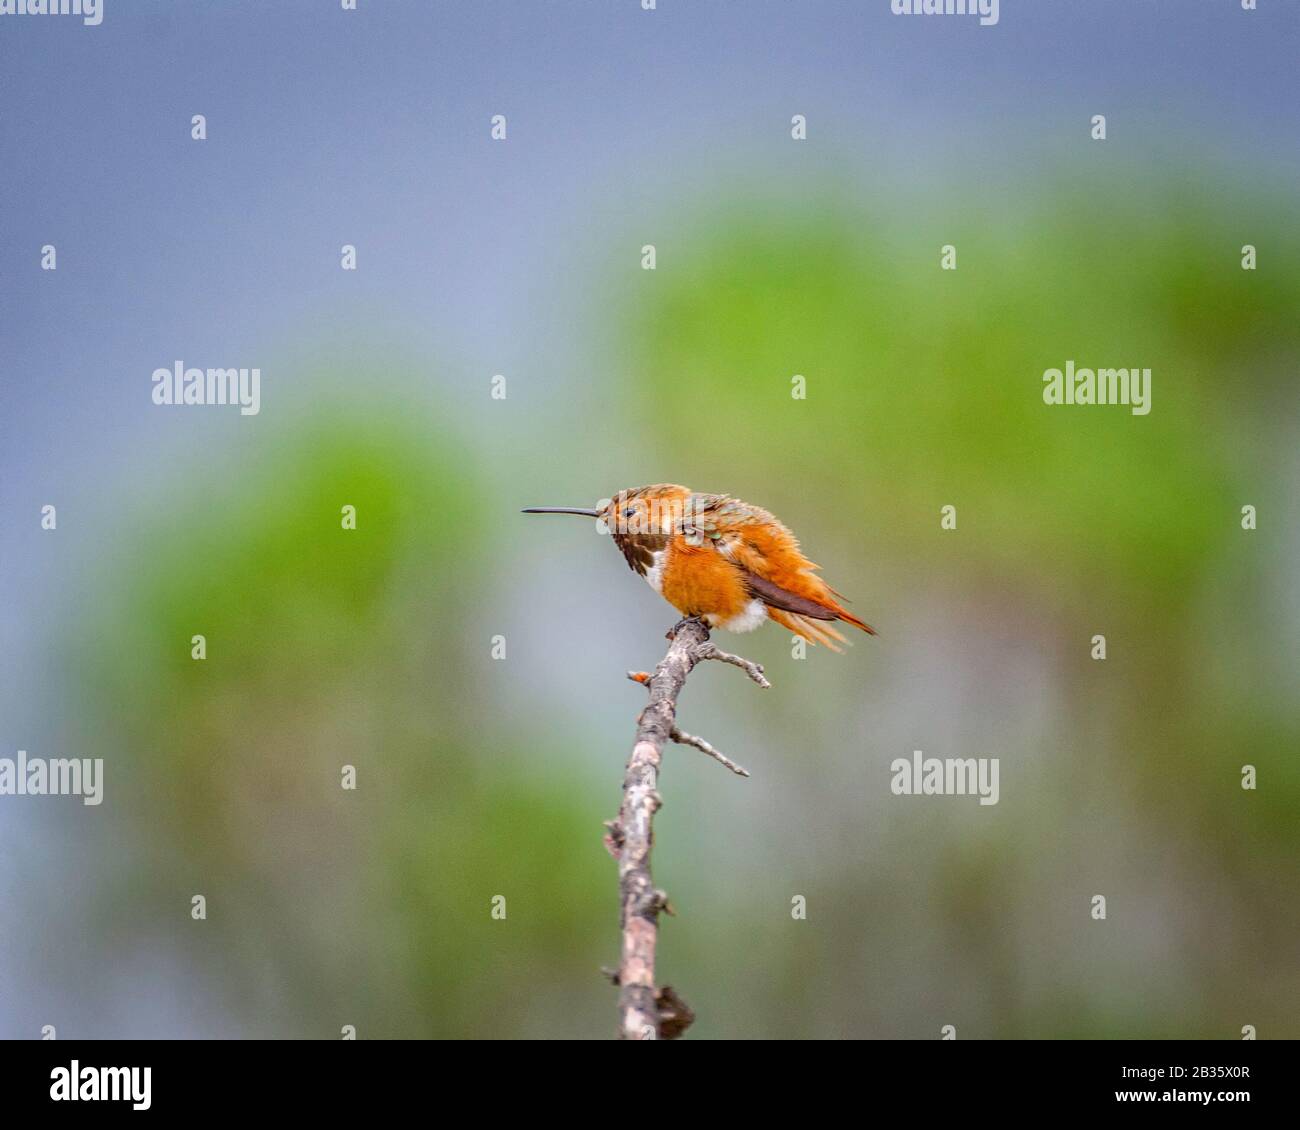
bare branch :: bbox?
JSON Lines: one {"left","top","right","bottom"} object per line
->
{"left": 696, "top": 641, "right": 771, "bottom": 688}
{"left": 671, "top": 725, "right": 750, "bottom": 777}
{"left": 606, "top": 615, "right": 767, "bottom": 1039}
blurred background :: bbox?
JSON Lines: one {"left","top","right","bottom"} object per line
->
{"left": 1, "top": 1, "right": 1297, "bottom": 1039}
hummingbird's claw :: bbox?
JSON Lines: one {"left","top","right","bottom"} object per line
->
{"left": 667, "top": 615, "right": 708, "bottom": 642}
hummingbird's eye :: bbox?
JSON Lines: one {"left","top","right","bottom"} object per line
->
{"left": 623, "top": 507, "right": 636, "bottom": 518}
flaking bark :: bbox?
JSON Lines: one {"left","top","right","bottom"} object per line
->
{"left": 605, "top": 616, "right": 766, "bottom": 1039}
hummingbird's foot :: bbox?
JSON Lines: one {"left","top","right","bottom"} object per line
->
{"left": 696, "top": 642, "right": 771, "bottom": 689}
{"left": 666, "top": 615, "right": 708, "bottom": 641}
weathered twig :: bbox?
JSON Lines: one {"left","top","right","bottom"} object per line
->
{"left": 696, "top": 641, "right": 771, "bottom": 688}
{"left": 605, "top": 615, "right": 767, "bottom": 1039}
{"left": 670, "top": 726, "right": 750, "bottom": 777}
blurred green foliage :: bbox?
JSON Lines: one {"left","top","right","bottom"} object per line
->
{"left": 75, "top": 408, "right": 613, "bottom": 1036}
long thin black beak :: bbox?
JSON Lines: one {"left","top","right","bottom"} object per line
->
{"left": 521, "top": 506, "right": 600, "bottom": 517}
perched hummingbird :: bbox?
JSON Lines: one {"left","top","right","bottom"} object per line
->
{"left": 523, "top": 484, "right": 875, "bottom": 650}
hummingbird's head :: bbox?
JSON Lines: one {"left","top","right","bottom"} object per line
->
{"left": 522, "top": 483, "right": 691, "bottom": 536}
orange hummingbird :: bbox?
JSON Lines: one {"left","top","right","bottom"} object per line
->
{"left": 523, "top": 484, "right": 875, "bottom": 650}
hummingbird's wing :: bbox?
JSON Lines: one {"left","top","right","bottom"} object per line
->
{"left": 736, "top": 557, "right": 854, "bottom": 650}
{"left": 697, "top": 496, "right": 876, "bottom": 645}
{"left": 741, "top": 571, "right": 839, "bottom": 620}
{"left": 612, "top": 529, "right": 669, "bottom": 577}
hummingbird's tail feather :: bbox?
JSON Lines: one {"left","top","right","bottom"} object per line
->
{"left": 715, "top": 510, "right": 876, "bottom": 642}
{"left": 834, "top": 608, "right": 877, "bottom": 635}
{"left": 766, "top": 608, "right": 850, "bottom": 652}
{"left": 737, "top": 557, "right": 876, "bottom": 640}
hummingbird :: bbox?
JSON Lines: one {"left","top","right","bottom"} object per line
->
{"left": 523, "top": 484, "right": 875, "bottom": 650}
